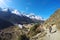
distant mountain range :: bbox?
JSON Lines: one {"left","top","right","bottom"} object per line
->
{"left": 26, "top": 14, "right": 44, "bottom": 23}
{"left": 0, "top": 8, "right": 44, "bottom": 25}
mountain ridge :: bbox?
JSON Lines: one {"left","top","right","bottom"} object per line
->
{"left": 0, "top": 8, "right": 44, "bottom": 24}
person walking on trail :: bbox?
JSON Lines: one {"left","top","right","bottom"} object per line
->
{"left": 49, "top": 24, "right": 57, "bottom": 33}
{"left": 51, "top": 24, "right": 57, "bottom": 33}
{"left": 49, "top": 25, "right": 52, "bottom": 33}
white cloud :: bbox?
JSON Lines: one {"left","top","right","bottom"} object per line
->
{"left": 0, "top": 0, "right": 7, "bottom": 7}
{"left": 28, "top": 13, "right": 35, "bottom": 15}
{"left": 26, "top": 7, "right": 29, "bottom": 10}
{"left": 0, "top": 0, "right": 12, "bottom": 7}
{"left": 6, "top": 0, "right": 12, "bottom": 2}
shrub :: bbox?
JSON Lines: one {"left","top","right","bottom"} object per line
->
{"left": 29, "top": 23, "right": 40, "bottom": 37}
{"left": 18, "top": 34, "right": 29, "bottom": 40}
{"left": 30, "top": 23, "right": 40, "bottom": 31}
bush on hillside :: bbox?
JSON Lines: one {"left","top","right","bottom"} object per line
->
{"left": 29, "top": 23, "right": 40, "bottom": 36}
{"left": 30, "top": 23, "right": 40, "bottom": 31}
{"left": 18, "top": 34, "right": 29, "bottom": 40}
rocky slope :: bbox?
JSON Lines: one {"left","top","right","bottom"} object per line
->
{"left": 0, "top": 18, "right": 21, "bottom": 40}
{"left": 1, "top": 8, "right": 60, "bottom": 40}
{"left": 30, "top": 9, "right": 60, "bottom": 40}
{"left": 44, "top": 9, "right": 60, "bottom": 29}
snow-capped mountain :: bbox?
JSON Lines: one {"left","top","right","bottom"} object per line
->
{"left": 1, "top": 8, "right": 44, "bottom": 20}
{"left": 26, "top": 14, "right": 44, "bottom": 23}
{"left": 1, "top": 8, "right": 23, "bottom": 16}
{"left": 0, "top": 8, "right": 44, "bottom": 24}
{"left": 26, "top": 14, "right": 44, "bottom": 21}
{"left": 0, "top": 8, "right": 34, "bottom": 24}
{"left": 12, "top": 10, "right": 20, "bottom": 15}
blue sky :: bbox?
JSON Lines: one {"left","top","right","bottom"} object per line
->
{"left": 0, "top": 0, "right": 60, "bottom": 19}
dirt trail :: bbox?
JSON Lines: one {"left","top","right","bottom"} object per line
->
{"left": 44, "top": 31, "right": 60, "bottom": 40}
{"left": 37, "top": 29, "right": 60, "bottom": 40}
{"left": 31, "top": 25, "right": 60, "bottom": 40}
{"left": 42, "top": 29, "right": 60, "bottom": 40}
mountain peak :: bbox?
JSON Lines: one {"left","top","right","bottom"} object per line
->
{"left": 12, "top": 9, "right": 22, "bottom": 16}
{"left": 26, "top": 14, "right": 44, "bottom": 21}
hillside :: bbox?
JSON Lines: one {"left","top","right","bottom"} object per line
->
{"left": 44, "top": 9, "right": 60, "bottom": 29}
{"left": 1, "top": 8, "right": 60, "bottom": 40}
{"left": 0, "top": 8, "right": 45, "bottom": 40}
{"left": 30, "top": 9, "right": 60, "bottom": 40}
